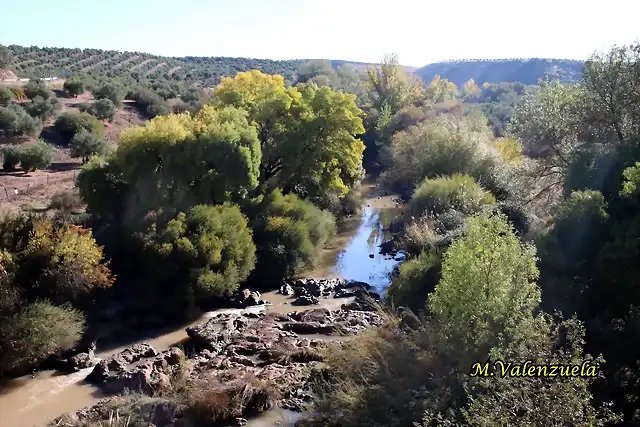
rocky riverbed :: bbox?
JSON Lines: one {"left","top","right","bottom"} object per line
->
{"left": 49, "top": 280, "right": 383, "bottom": 426}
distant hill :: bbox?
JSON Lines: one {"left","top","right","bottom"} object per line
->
{"left": 416, "top": 58, "right": 585, "bottom": 86}
{"left": 4, "top": 45, "right": 399, "bottom": 86}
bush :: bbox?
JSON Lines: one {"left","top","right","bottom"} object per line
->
{"left": 90, "top": 98, "right": 117, "bottom": 121}
{"left": 18, "top": 141, "right": 53, "bottom": 172}
{"left": 1, "top": 146, "right": 21, "bottom": 171}
{"left": 248, "top": 190, "right": 336, "bottom": 285}
{"left": 54, "top": 111, "right": 104, "bottom": 143}
{"left": 386, "top": 250, "right": 442, "bottom": 312}
{"left": 18, "top": 219, "right": 114, "bottom": 305}
{"left": 410, "top": 174, "right": 496, "bottom": 217}
{"left": 0, "top": 86, "right": 12, "bottom": 107}
{"left": 49, "top": 190, "right": 83, "bottom": 213}
{"left": 70, "top": 128, "right": 110, "bottom": 162}
{"left": 93, "top": 82, "right": 125, "bottom": 107}
{"left": 0, "top": 300, "right": 85, "bottom": 373}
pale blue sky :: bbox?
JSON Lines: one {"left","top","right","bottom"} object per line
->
{"left": 1, "top": 0, "right": 638, "bottom": 66}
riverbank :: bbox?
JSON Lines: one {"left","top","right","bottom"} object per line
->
{"left": 0, "top": 181, "right": 405, "bottom": 427}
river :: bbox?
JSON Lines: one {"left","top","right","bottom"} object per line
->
{"left": 0, "top": 186, "right": 403, "bottom": 427}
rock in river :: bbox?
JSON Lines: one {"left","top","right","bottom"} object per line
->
{"left": 292, "top": 295, "right": 319, "bottom": 306}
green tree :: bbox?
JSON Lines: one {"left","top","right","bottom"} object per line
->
{"left": 214, "top": 71, "right": 365, "bottom": 204}
{"left": 17, "top": 140, "right": 53, "bottom": 172}
{"left": 23, "top": 96, "right": 58, "bottom": 122}
{"left": 70, "top": 129, "right": 110, "bottom": 163}
{"left": 93, "top": 82, "right": 125, "bottom": 107}
{"left": 1, "top": 146, "right": 21, "bottom": 171}
{"left": 582, "top": 42, "right": 640, "bottom": 144}
{"left": 424, "top": 75, "right": 458, "bottom": 104}
{"left": 140, "top": 203, "right": 256, "bottom": 302}
{"left": 90, "top": 98, "right": 117, "bottom": 121}
{"left": 63, "top": 80, "right": 85, "bottom": 97}
{"left": 113, "top": 105, "right": 262, "bottom": 223}
{"left": 0, "top": 104, "right": 40, "bottom": 137}
{"left": 428, "top": 212, "right": 540, "bottom": 360}
{"left": 54, "top": 111, "right": 104, "bottom": 143}
{"left": 24, "top": 79, "right": 53, "bottom": 100}
{"left": 0, "top": 87, "right": 13, "bottom": 107}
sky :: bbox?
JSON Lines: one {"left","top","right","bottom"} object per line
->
{"left": 1, "top": 0, "right": 638, "bottom": 67}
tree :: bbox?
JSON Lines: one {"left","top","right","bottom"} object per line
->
{"left": 63, "top": 80, "right": 85, "bottom": 97}
{"left": 17, "top": 140, "right": 53, "bottom": 172}
{"left": 24, "top": 79, "right": 53, "bottom": 100}
{"left": 461, "top": 79, "right": 481, "bottom": 100}
{"left": 0, "top": 104, "right": 40, "bottom": 137}
{"left": 113, "top": 106, "right": 262, "bottom": 223}
{"left": 90, "top": 98, "right": 117, "bottom": 121}
{"left": 23, "top": 96, "right": 58, "bottom": 121}
{"left": 0, "top": 87, "right": 12, "bottom": 107}
{"left": 366, "top": 53, "right": 424, "bottom": 113}
{"left": 140, "top": 204, "right": 256, "bottom": 302}
{"left": 70, "top": 129, "right": 110, "bottom": 163}
{"left": 582, "top": 43, "right": 640, "bottom": 144}
{"left": 0, "top": 44, "right": 13, "bottom": 69}
{"left": 93, "top": 82, "right": 125, "bottom": 107}
{"left": 214, "top": 71, "right": 365, "bottom": 205}
{"left": 424, "top": 75, "right": 458, "bottom": 104}
{"left": 428, "top": 212, "right": 540, "bottom": 360}
{"left": 1, "top": 146, "right": 21, "bottom": 171}
{"left": 54, "top": 111, "right": 104, "bottom": 143}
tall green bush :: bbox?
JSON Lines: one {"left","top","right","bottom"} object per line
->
{"left": 410, "top": 174, "right": 495, "bottom": 217}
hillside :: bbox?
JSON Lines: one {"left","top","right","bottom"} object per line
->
{"left": 416, "top": 58, "right": 585, "bottom": 86}
{"left": 5, "top": 45, "right": 400, "bottom": 86}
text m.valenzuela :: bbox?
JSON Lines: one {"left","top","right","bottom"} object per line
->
{"left": 468, "top": 360, "right": 601, "bottom": 378}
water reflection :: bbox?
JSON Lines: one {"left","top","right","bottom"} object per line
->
{"left": 334, "top": 208, "right": 404, "bottom": 294}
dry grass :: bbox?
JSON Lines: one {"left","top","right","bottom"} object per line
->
{"left": 259, "top": 344, "right": 325, "bottom": 365}
{"left": 300, "top": 312, "right": 448, "bottom": 427}
{"left": 185, "top": 372, "right": 278, "bottom": 423}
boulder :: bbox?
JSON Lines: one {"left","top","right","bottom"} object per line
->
{"left": 231, "top": 289, "right": 265, "bottom": 308}
{"left": 292, "top": 295, "right": 319, "bottom": 306}
{"left": 119, "top": 343, "right": 158, "bottom": 363}
{"left": 292, "top": 286, "right": 308, "bottom": 297}
{"left": 65, "top": 352, "right": 96, "bottom": 372}
{"left": 281, "top": 322, "right": 337, "bottom": 335}
{"left": 279, "top": 283, "right": 294, "bottom": 296}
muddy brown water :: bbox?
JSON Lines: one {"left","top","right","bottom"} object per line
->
{"left": 0, "top": 186, "right": 403, "bottom": 427}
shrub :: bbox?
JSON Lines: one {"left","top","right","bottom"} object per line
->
{"left": 18, "top": 141, "right": 53, "bottom": 172}
{"left": 1, "top": 146, "right": 21, "bottom": 171}
{"left": 0, "top": 300, "right": 85, "bottom": 373}
{"left": 54, "top": 111, "right": 104, "bottom": 143}
{"left": 90, "top": 98, "right": 117, "bottom": 121}
{"left": 49, "top": 190, "right": 83, "bottom": 213}
{"left": 16, "top": 219, "right": 114, "bottom": 305}
{"left": 410, "top": 174, "right": 496, "bottom": 217}
{"left": 93, "top": 82, "right": 125, "bottom": 107}
{"left": 386, "top": 250, "right": 442, "bottom": 312}
{"left": 70, "top": 128, "right": 110, "bottom": 162}
{"left": 0, "top": 86, "right": 12, "bottom": 107}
